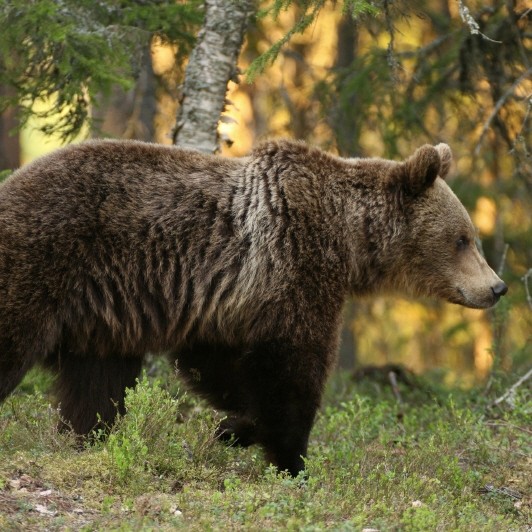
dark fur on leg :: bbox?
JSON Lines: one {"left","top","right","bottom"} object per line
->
{"left": 215, "top": 415, "right": 257, "bottom": 447}
{"left": 53, "top": 354, "right": 143, "bottom": 435}
{"left": 0, "top": 336, "right": 36, "bottom": 402}
{"left": 173, "top": 343, "right": 249, "bottom": 413}
{"left": 0, "top": 358, "right": 33, "bottom": 403}
{"left": 234, "top": 340, "right": 328, "bottom": 477}
{"left": 176, "top": 339, "right": 329, "bottom": 476}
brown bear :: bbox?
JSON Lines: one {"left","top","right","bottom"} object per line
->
{"left": 0, "top": 139, "right": 507, "bottom": 476}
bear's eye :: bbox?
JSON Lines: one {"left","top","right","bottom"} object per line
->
{"left": 456, "top": 236, "right": 469, "bottom": 251}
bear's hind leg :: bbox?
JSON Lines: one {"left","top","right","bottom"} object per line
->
{"left": 215, "top": 415, "right": 257, "bottom": 447}
{"left": 54, "top": 354, "right": 143, "bottom": 435}
{"left": 174, "top": 344, "right": 259, "bottom": 447}
{"left": 0, "top": 337, "right": 36, "bottom": 402}
{"left": 0, "top": 356, "right": 34, "bottom": 403}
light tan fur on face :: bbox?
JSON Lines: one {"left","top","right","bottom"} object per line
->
{"left": 424, "top": 179, "right": 503, "bottom": 309}
{"left": 389, "top": 169, "right": 505, "bottom": 309}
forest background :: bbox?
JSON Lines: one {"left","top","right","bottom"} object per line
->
{"left": 1, "top": 0, "right": 530, "bottom": 384}
{"left": 0, "top": 1, "right": 530, "bottom": 529}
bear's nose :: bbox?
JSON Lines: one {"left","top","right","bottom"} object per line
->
{"left": 491, "top": 281, "right": 508, "bottom": 298}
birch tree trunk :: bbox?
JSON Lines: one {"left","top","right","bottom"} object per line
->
{"left": 173, "top": 0, "right": 255, "bottom": 153}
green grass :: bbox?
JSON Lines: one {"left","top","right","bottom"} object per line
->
{"left": 0, "top": 366, "right": 530, "bottom": 530}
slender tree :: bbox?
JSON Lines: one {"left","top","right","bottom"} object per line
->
{"left": 173, "top": 0, "right": 255, "bottom": 153}
{"left": 0, "top": 86, "right": 19, "bottom": 173}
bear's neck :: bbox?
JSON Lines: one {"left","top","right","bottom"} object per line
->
{"left": 338, "top": 180, "right": 408, "bottom": 297}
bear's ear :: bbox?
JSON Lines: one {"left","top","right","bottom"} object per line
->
{"left": 434, "top": 143, "right": 452, "bottom": 179}
{"left": 393, "top": 143, "right": 451, "bottom": 195}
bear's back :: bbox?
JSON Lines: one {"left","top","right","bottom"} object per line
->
{"left": 0, "top": 141, "right": 248, "bottom": 353}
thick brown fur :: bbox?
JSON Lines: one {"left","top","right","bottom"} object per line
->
{"left": 0, "top": 139, "right": 506, "bottom": 475}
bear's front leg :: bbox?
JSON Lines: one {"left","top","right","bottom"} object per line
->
{"left": 241, "top": 339, "right": 333, "bottom": 477}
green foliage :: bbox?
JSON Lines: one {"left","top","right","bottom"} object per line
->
{"left": 72, "top": 360, "right": 260, "bottom": 493}
{"left": 343, "top": 0, "right": 379, "bottom": 17}
{"left": 0, "top": 169, "right": 12, "bottom": 182}
{"left": 106, "top": 375, "right": 190, "bottom": 484}
{"left": 247, "top": 0, "right": 379, "bottom": 81}
{"left": 0, "top": 384, "right": 75, "bottom": 456}
{"left": 0, "top": 0, "right": 203, "bottom": 140}
{"left": 311, "top": 0, "right": 530, "bottom": 199}
{"left": 103, "top": 373, "right": 239, "bottom": 493}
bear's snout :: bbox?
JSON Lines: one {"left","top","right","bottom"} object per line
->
{"left": 460, "top": 276, "right": 508, "bottom": 309}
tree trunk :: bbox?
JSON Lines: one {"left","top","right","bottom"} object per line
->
{"left": 173, "top": 0, "right": 255, "bottom": 153}
{"left": 0, "top": 86, "right": 20, "bottom": 171}
{"left": 333, "top": 16, "right": 360, "bottom": 369}
{"left": 331, "top": 15, "right": 361, "bottom": 157}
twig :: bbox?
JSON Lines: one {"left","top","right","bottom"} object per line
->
{"left": 485, "top": 421, "right": 532, "bottom": 436}
{"left": 483, "top": 374, "right": 493, "bottom": 396}
{"left": 475, "top": 68, "right": 532, "bottom": 154}
{"left": 457, "top": 0, "right": 502, "bottom": 43}
{"left": 510, "top": 96, "right": 532, "bottom": 155}
{"left": 479, "top": 483, "right": 523, "bottom": 499}
{"left": 388, "top": 371, "right": 403, "bottom": 404}
{"left": 388, "top": 371, "right": 406, "bottom": 427}
{"left": 520, "top": 8, "right": 532, "bottom": 20}
{"left": 383, "top": 0, "right": 400, "bottom": 79}
{"left": 491, "top": 367, "right": 532, "bottom": 407}
{"left": 497, "top": 243, "right": 509, "bottom": 277}
{"left": 522, "top": 268, "right": 532, "bottom": 310}
{"left": 398, "top": 34, "right": 454, "bottom": 59}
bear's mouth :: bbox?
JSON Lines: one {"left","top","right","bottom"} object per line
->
{"left": 455, "top": 288, "right": 497, "bottom": 309}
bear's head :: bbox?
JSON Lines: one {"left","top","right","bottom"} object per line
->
{"left": 384, "top": 143, "right": 507, "bottom": 309}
